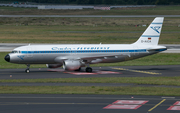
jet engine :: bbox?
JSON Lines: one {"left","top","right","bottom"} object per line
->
{"left": 63, "top": 60, "right": 82, "bottom": 71}
{"left": 46, "top": 64, "right": 62, "bottom": 68}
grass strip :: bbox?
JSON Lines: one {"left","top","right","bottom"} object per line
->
{"left": 0, "top": 86, "right": 179, "bottom": 96}
{"left": 1, "top": 77, "right": 180, "bottom": 86}
{"left": 0, "top": 23, "right": 180, "bottom": 44}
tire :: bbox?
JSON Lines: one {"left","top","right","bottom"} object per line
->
{"left": 25, "top": 69, "right": 30, "bottom": 73}
{"left": 86, "top": 67, "right": 92, "bottom": 72}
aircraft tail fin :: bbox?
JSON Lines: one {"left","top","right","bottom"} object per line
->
{"left": 133, "top": 17, "right": 164, "bottom": 46}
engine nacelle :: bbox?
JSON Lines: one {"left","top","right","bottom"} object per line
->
{"left": 63, "top": 60, "right": 81, "bottom": 71}
{"left": 46, "top": 64, "right": 62, "bottom": 68}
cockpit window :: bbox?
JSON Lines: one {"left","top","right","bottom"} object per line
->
{"left": 11, "top": 51, "right": 19, "bottom": 53}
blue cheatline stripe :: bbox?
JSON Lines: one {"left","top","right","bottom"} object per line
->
{"left": 141, "top": 35, "right": 160, "bottom": 37}
{"left": 151, "top": 23, "right": 163, "bottom": 24}
{"left": 21, "top": 49, "right": 147, "bottom": 54}
{"left": 155, "top": 49, "right": 167, "bottom": 52}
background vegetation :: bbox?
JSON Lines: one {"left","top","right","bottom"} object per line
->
{"left": 1, "top": 5, "right": 180, "bottom": 15}
{"left": 1, "top": 0, "right": 180, "bottom": 5}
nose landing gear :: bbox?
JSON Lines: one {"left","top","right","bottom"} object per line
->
{"left": 25, "top": 64, "right": 30, "bottom": 73}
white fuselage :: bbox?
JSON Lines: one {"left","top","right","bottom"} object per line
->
{"left": 9, "top": 44, "right": 166, "bottom": 64}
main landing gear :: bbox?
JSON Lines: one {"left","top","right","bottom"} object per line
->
{"left": 75, "top": 67, "right": 92, "bottom": 72}
{"left": 25, "top": 64, "right": 30, "bottom": 73}
{"left": 86, "top": 67, "right": 92, "bottom": 72}
{"left": 85, "top": 64, "right": 92, "bottom": 72}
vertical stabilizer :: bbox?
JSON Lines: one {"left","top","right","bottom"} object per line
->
{"left": 133, "top": 17, "right": 164, "bottom": 45}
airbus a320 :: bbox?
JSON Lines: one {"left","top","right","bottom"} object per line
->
{"left": 4, "top": 17, "right": 167, "bottom": 73}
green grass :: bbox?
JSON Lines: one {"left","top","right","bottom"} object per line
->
{"left": 0, "top": 17, "right": 179, "bottom": 44}
{"left": 0, "top": 86, "right": 180, "bottom": 96}
{"left": 1, "top": 76, "right": 180, "bottom": 86}
{"left": 150, "top": 6, "right": 180, "bottom": 10}
{"left": 0, "top": 6, "right": 36, "bottom": 11}
{"left": 0, "top": 17, "right": 180, "bottom": 44}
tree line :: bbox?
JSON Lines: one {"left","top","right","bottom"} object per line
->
{"left": 3, "top": 0, "right": 180, "bottom": 5}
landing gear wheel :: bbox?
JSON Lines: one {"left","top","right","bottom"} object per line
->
{"left": 86, "top": 67, "right": 92, "bottom": 73}
{"left": 25, "top": 69, "right": 30, "bottom": 73}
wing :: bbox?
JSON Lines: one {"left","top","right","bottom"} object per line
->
{"left": 54, "top": 53, "right": 131, "bottom": 64}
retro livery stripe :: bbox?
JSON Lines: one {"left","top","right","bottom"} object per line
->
{"left": 151, "top": 23, "right": 163, "bottom": 24}
{"left": 21, "top": 49, "right": 147, "bottom": 54}
{"left": 141, "top": 35, "right": 160, "bottom": 37}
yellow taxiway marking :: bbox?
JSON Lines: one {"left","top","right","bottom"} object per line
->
{"left": 113, "top": 68, "right": 161, "bottom": 75}
{"left": 148, "top": 99, "right": 166, "bottom": 112}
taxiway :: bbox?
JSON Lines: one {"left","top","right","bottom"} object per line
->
{"left": 0, "top": 65, "right": 180, "bottom": 113}
{"left": 0, "top": 65, "right": 179, "bottom": 79}
{"left": 0, "top": 94, "right": 180, "bottom": 113}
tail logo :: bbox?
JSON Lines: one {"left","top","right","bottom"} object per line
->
{"left": 150, "top": 26, "right": 161, "bottom": 33}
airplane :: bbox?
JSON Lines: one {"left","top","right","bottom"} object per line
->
{"left": 4, "top": 17, "right": 167, "bottom": 73}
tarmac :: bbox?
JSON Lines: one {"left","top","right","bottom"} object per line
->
{"left": 0, "top": 94, "right": 180, "bottom": 113}
{"left": 1, "top": 65, "right": 180, "bottom": 79}
{"left": 0, "top": 65, "right": 180, "bottom": 89}
{"left": 1, "top": 51, "right": 180, "bottom": 113}
{"left": 0, "top": 65, "right": 180, "bottom": 113}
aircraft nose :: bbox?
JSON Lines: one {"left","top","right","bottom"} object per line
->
{"left": 4, "top": 54, "right": 10, "bottom": 62}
